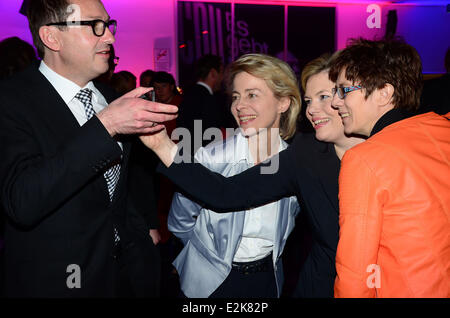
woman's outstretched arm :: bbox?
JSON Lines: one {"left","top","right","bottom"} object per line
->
{"left": 140, "top": 130, "right": 301, "bottom": 212}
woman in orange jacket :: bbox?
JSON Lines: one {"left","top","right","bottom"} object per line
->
{"left": 329, "top": 38, "right": 450, "bottom": 297}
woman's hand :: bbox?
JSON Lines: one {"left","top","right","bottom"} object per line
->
{"left": 149, "top": 229, "right": 161, "bottom": 245}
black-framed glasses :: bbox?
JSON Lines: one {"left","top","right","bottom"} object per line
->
{"left": 332, "top": 85, "right": 362, "bottom": 99}
{"left": 46, "top": 19, "right": 117, "bottom": 37}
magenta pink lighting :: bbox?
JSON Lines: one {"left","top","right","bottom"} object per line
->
{"left": 102, "top": 0, "right": 177, "bottom": 84}
{"left": 0, "top": 0, "right": 448, "bottom": 77}
{"left": 0, "top": 1, "right": 33, "bottom": 45}
{"left": 0, "top": 0, "right": 177, "bottom": 84}
{"left": 336, "top": 3, "right": 387, "bottom": 50}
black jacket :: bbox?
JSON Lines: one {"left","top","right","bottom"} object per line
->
{"left": 419, "top": 73, "right": 450, "bottom": 115}
{"left": 0, "top": 65, "right": 158, "bottom": 297}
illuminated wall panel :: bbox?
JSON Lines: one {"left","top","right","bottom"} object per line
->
{"left": 177, "top": 1, "right": 231, "bottom": 87}
{"left": 288, "top": 5, "right": 335, "bottom": 79}
{"left": 234, "top": 4, "right": 285, "bottom": 58}
{"left": 393, "top": 5, "right": 449, "bottom": 73}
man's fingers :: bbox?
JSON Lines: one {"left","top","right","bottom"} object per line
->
{"left": 139, "top": 112, "right": 178, "bottom": 124}
{"left": 122, "top": 86, "right": 153, "bottom": 99}
{"left": 141, "top": 125, "right": 166, "bottom": 134}
{"left": 140, "top": 100, "right": 178, "bottom": 114}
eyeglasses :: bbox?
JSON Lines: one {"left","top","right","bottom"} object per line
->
{"left": 332, "top": 85, "right": 362, "bottom": 99}
{"left": 46, "top": 19, "right": 117, "bottom": 37}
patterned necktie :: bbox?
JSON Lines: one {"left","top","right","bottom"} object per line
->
{"left": 75, "top": 88, "right": 121, "bottom": 243}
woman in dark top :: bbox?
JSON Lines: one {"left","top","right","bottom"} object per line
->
{"left": 141, "top": 54, "right": 365, "bottom": 297}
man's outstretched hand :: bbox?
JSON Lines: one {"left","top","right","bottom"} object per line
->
{"left": 97, "top": 87, "right": 178, "bottom": 136}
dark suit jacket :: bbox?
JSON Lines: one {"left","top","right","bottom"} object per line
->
{"left": 0, "top": 65, "right": 158, "bottom": 297}
{"left": 158, "top": 133, "right": 341, "bottom": 297}
{"left": 127, "top": 136, "right": 160, "bottom": 231}
{"left": 176, "top": 84, "right": 232, "bottom": 151}
{"left": 419, "top": 73, "right": 450, "bottom": 115}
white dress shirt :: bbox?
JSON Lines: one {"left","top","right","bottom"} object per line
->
{"left": 39, "top": 61, "right": 122, "bottom": 150}
{"left": 232, "top": 133, "right": 282, "bottom": 262}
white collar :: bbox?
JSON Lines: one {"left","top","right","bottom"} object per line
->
{"left": 39, "top": 61, "right": 100, "bottom": 104}
{"left": 196, "top": 81, "right": 213, "bottom": 95}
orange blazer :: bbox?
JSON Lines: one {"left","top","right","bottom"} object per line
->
{"left": 335, "top": 112, "right": 450, "bottom": 298}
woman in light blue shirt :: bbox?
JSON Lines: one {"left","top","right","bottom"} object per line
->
{"left": 168, "top": 54, "right": 301, "bottom": 298}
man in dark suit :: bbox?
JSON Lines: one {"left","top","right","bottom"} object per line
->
{"left": 0, "top": 0, "right": 176, "bottom": 297}
{"left": 177, "top": 54, "right": 234, "bottom": 153}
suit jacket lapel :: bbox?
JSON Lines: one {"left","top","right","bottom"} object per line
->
{"left": 26, "top": 66, "right": 82, "bottom": 140}
{"left": 26, "top": 67, "right": 127, "bottom": 204}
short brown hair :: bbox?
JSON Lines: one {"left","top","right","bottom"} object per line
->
{"left": 27, "top": 0, "right": 72, "bottom": 59}
{"left": 329, "top": 38, "right": 423, "bottom": 112}
{"left": 227, "top": 53, "right": 301, "bottom": 140}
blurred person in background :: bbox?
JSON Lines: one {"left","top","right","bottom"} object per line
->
{"left": 140, "top": 69, "right": 155, "bottom": 88}
{"left": 419, "top": 47, "right": 450, "bottom": 115}
{"left": 0, "top": 36, "right": 37, "bottom": 80}
{"left": 0, "top": 35, "right": 38, "bottom": 297}
{"left": 153, "top": 71, "right": 182, "bottom": 137}
{"left": 111, "top": 70, "right": 136, "bottom": 96}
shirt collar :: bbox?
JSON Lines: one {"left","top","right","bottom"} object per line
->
{"left": 196, "top": 81, "right": 213, "bottom": 95}
{"left": 39, "top": 61, "right": 98, "bottom": 105}
{"left": 370, "top": 108, "right": 411, "bottom": 137}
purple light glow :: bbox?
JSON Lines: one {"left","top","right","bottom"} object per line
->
{"left": 102, "top": 0, "right": 177, "bottom": 83}
{"left": 0, "top": 0, "right": 447, "bottom": 79}
{"left": 0, "top": 1, "right": 34, "bottom": 46}
{"left": 180, "top": 0, "right": 446, "bottom": 5}
{"left": 336, "top": 3, "right": 387, "bottom": 50}
{"left": 391, "top": 4, "right": 450, "bottom": 73}
{"left": 0, "top": 0, "right": 177, "bottom": 84}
